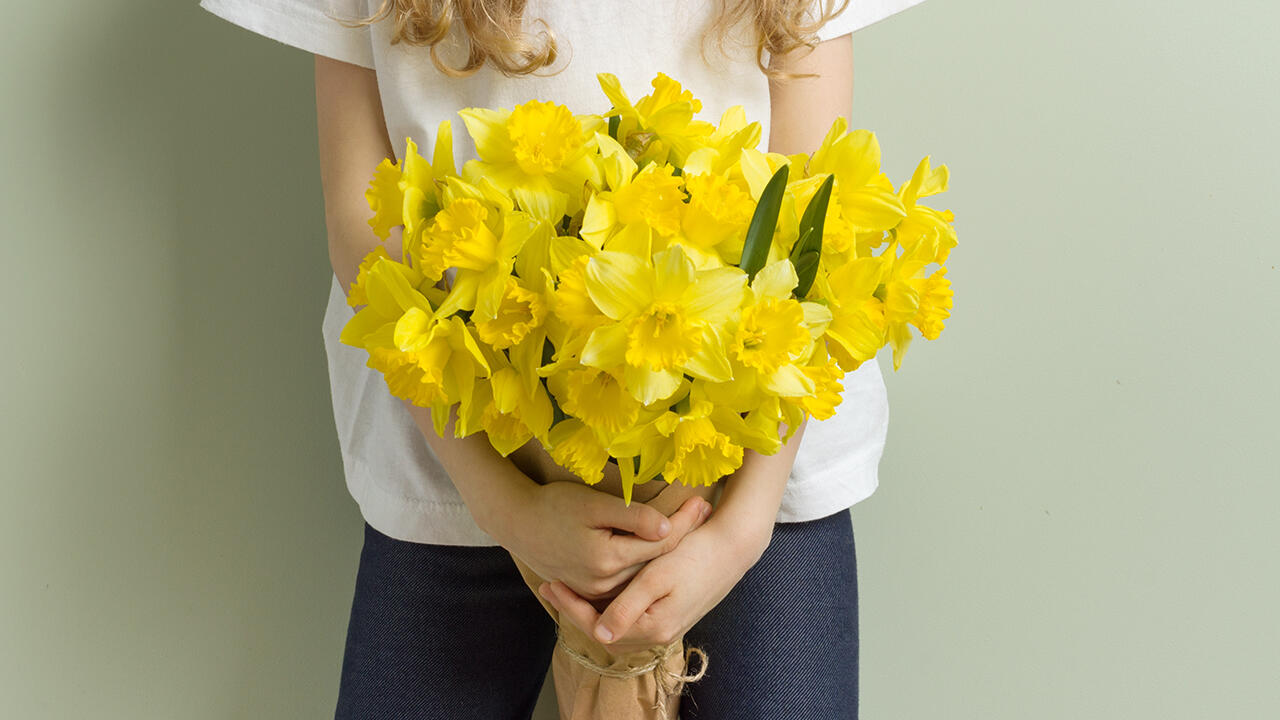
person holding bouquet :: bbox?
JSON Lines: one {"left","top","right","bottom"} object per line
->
{"left": 199, "top": 0, "right": 934, "bottom": 717}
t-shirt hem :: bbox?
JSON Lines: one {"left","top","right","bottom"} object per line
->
{"left": 343, "top": 453, "right": 502, "bottom": 546}
{"left": 343, "top": 451, "right": 880, "bottom": 546}
{"left": 776, "top": 452, "right": 880, "bottom": 522}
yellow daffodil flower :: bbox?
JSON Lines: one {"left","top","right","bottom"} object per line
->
{"left": 719, "top": 260, "right": 831, "bottom": 402}
{"left": 548, "top": 419, "right": 611, "bottom": 486}
{"left": 364, "top": 124, "right": 456, "bottom": 263}
{"left": 422, "top": 198, "right": 545, "bottom": 320}
{"left": 457, "top": 100, "right": 604, "bottom": 218}
{"left": 808, "top": 118, "right": 907, "bottom": 234}
{"left": 552, "top": 366, "right": 642, "bottom": 436}
{"left": 581, "top": 245, "right": 746, "bottom": 405}
{"left": 549, "top": 255, "right": 610, "bottom": 332}
{"left": 797, "top": 357, "right": 847, "bottom": 421}
{"left": 896, "top": 155, "right": 957, "bottom": 264}
{"left": 818, "top": 252, "right": 892, "bottom": 373}
{"left": 910, "top": 267, "right": 953, "bottom": 341}
{"left": 598, "top": 72, "right": 715, "bottom": 167}
{"left": 466, "top": 364, "right": 554, "bottom": 455}
{"left": 340, "top": 255, "right": 490, "bottom": 436}
{"left": 879, "top": 232, "right": 954, "bottom": 370}
{"left": 608, "top": 399, "right": 779, "bottom": 502}
{"left": 474, "top": 276, "right": 548, "bottom": 350}
{"left": 680, "top": 171, "right": 755, "bottom": 267}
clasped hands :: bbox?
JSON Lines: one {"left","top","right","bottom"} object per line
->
{"left": 492, "top": 477, "right": 772, "bottom": 655}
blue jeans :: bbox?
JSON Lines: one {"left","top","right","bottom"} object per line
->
{"left": 334, "top": 510, "right": 859, "bottom": 719}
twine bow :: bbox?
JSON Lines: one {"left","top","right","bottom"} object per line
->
{"left": 555, "top": 629, "right": 710, "bottom": 711}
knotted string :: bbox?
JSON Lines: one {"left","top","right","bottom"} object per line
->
{"left": 554, "top": 629, "right": 710, "bottom": 712}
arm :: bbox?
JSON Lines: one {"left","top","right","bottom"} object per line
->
{"left": 313, "top": 55, "right": 710, "bottom": 595}
{"left": 541, "top": 34, "right": 855, "bottom": 647}
{"left": 696, "top": 27, "right": 856, "bottom": 568}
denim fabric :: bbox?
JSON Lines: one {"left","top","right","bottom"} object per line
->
{"left": 334, "top": 510, "right": 858, "bottom": 719}
{"left": 681, "top": 510, "right": 860, "bottom": 719}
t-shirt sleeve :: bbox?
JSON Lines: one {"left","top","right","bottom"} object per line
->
{"left": 198, "top": 0, "right": 376, "bottom": 69}
{"left": 812, "top": 0, "right": 928, "bottom": 43}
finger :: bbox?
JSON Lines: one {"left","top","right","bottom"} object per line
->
{"left": 609, "top": 496, "right": 710, "bottom": 568}
{"left": 545, "top": 580, "right": 602, "bottom": 639}
{"left": 607, "top": 597, "right": 680, "bottom": 654}
{"left": 591, "top": 494, "right": 673, "bottom": 541}
{"left": 594, "top": 567, "right": 670, "bottom": 645}
{"left": 592, "top": 562, "right": 644, "bottom": 598}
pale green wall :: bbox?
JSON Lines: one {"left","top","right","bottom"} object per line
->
{"left": 3, "top": 1, "right": 1276, "bottom": 717}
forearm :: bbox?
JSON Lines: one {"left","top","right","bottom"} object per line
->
{"left": 315, "top": 58, "right": 400, "bottom": 295}
{"left": 706, "top": 420, "right": 808, "bottom": 569}
{"left": 398, "top": 400, "right": 538, "bottom": 541}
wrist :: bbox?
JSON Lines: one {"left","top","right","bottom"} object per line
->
{"left": 704, "top": 509, "right": 773, "bottom": 575}
{"left": 467, "top": 468, "right": 537, "bottom": 546}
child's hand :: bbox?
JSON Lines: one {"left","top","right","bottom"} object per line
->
{"left": 500, "top": 482, "right": 713, "bottom": 603}
{"left": 539, "top": 511, "right": 769, "bottom": 653}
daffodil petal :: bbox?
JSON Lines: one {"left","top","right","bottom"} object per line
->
{"left": 339, "top": 308, "right": 389, "bottom": 348}
{"left": 739, "top": 148, "right": 773, "bottom": 199}
{"left": 432, "top": 120, "right": 455, "bottom": 176}
{"left": 393, "top": 306, "right": 434, "bottom": 352}
{"left": 585, "top": 251, "right": 651, "bottom": 320}
{"left": 366, "top": 260, "right": 431, "bottom": 316}
{"left": 651, "top": 245, "right": 695, "bottom": 302}
{"left": 839, "top": 186, "right": 908, "bottom": 232}
{"left": 581, "top": 322, "right": 629, "bottom": 369}
{"left": 624, "top": 366, "right": 682, "bottom": 405}
{"left": 435, "top": 272, "right": 479, "bottom": 316}
{"left": 602, "top": 221, "right": 652, "bottom": 257}
{"left": 761, "top": 364, "right": 815, "bottom": 397}
{"left": 683, "top": 266, "right": 746, "bottom": 324}
{"left": 490, "top": 367, "right": 522, "bottom": 414}
{"left": 752, "top": 259, "right": 799, "bottom": 300}
{"left": 802, "top": 301, "right": 833, "bottom": 337}
{"left": 635, "top": 436, "right": 675, "bottom": 485}
{"left": 581, "top": 194, "right": 616, "bottom": 249}
{"left": 683, "top": 325, "right": 732, "bottom": 382}
{"left": 829, "top": 256, "right": 889, "bottom": 299}
{"left": 457, "top": 107, "right": 515, "bottom": 163}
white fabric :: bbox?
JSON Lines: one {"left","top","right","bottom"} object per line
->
{"left": 199, "top": 0, "right": 925, "bottom": 545}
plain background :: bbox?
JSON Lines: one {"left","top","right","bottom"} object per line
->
{"left": 3, "top": 0, "right": 1277, "bottom": 717}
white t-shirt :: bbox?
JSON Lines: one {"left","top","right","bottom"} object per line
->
{"left": 199, "top": 0, "right": 926, "bottom": 545}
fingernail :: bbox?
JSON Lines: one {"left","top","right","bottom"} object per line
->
{"left": 658, "top": 519, "right": 671, "bottom": 537}
{"left": 700, "top": 503, "right": 711, "bottom": 520}
{"left": 538, "top": 584, "right": 550, "bottom": 600}
{"left": 595, "top": 625, "right": 614, "bottom": 643}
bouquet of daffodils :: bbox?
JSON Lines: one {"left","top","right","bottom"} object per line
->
{"left": 340, "top": 72, "right": 955, "bottom": 718}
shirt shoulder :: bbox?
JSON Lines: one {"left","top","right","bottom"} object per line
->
{"left": 813, "top": 0, "right": 930, "bottom": 43}
{"left": 198, "top": 0, "right": 376, "bottom": 69}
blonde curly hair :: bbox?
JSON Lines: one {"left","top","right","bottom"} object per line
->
{"left": 331, "top": 0, "right": 850, "bottom": 79}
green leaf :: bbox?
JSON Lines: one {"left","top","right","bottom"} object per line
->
{"left": 790, "top": 173, "right": 833, "bottom": 299}
{"left": 739, "top": 164, "right": 789, "bottom": 281}
{"left": 607, "top": 115, "right": 620, "bottom": 140}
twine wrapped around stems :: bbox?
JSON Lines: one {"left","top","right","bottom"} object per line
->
{"left": 554, "top": 627, "right": 709, "bottom": 711}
